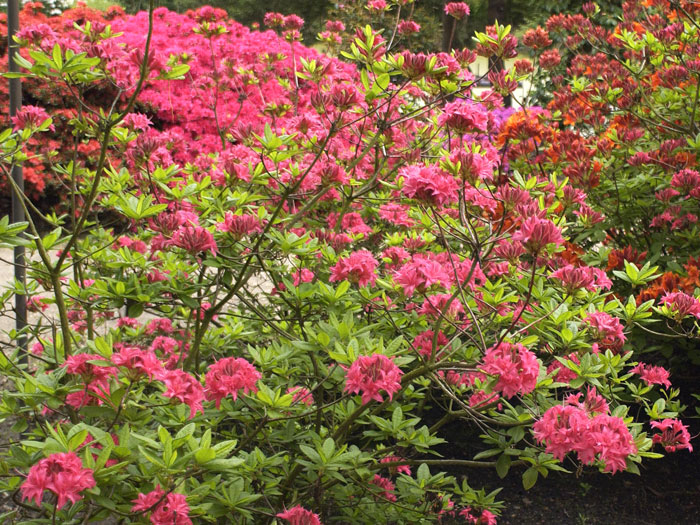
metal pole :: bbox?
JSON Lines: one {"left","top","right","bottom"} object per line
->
{"left": 7, "top": 0, "right": 27, "bottom": 352}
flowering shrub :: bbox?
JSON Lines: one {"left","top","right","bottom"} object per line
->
{"left": 0, "top": 1, "right": 694, "bottom": 523}
{"left": 515, "top": 0, "right": 700, "bottom": 361}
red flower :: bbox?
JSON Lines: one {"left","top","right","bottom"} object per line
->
{"left": 21, "top": 452, "right": 96, "bottom": 509}
{"left": 344, "top": 354, "right": 403, "bottom": 404}
{"left": 204, "top": 357, "right": 261, "bottom": 408}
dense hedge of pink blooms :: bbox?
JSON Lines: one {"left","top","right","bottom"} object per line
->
{"left": 0, "top": 1, "right": 697, "bottom": 523}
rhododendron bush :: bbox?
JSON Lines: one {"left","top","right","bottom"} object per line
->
{"left": 0, "top": 0, "right": 694, "bottom": 523}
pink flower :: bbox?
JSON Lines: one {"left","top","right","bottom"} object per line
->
{"left": 156, "top": 369, "right": 205, "bottom": 418}
{"left": 397, "top": 20, "right": 421, "bottom": 36}
{"left": 330, "top": 250, "right": 378, "bottom": 287}
{"left": 204, "top": 357, "right": 261, "bottom": 408}
{"left": 64, "top": 353, "right": 117, "bottom": 382}
{"left": 444, "top": 2, "right": 470, "bottom": 19}
{"left": 378, "top": 203, "right": 414, "bottom": 227}
{"left": 293, "top": 268, "right": 315, "bottom": 286}
{"left": 380, "top": 455, "right": 411, "bottom": 475}
{"left": 369, "top": 474, "right": 397, "bottom": 501}
{"left": 659, "top": 291, "right": 700, "bottom": 319}
{"left": 171, "top": 226, "right": 217, "bottom": 256}
{"left": 276, "top": 505, "right": 322, "bottom": 525}
{"left": 630, "top": 362, "right": 671, "bottom": 389}
{"left": 481, "top": 343, "right": 540, "bottom": 398}
{"left": 534, "top": 405, "right": 636, "bottom": 473}
{"left": 344, "top": 354, "right": 403, "bottom": 404}
{"left": 547, "top": 352, "right": 580, "bottom": 384}
{"left": 583, "top": 312, "right": 626, "bottom": 351}
{"left": 394, "top": 255, "right": 453, "bottom": 296}
{"left": 651, "top": 419, "right": 693, "bottom": 452}
{"left": 512, "top": 217, "right": 564, "bottom": 254}
{"left": 366, "top": 0, "right": 388, "bottom": 13}
{"left": 439, "top": 99, "right": 489, "bottom": 134}
{"left": 287, "top": 386, "right": 314, "bottom": 406}
{"left": 146, "top": 318, "right": 173, "bottom": 335}
{"left": 21, "top": 452, "right": 96, "bottom": 509}
{"left": 216, "top": 212, "right": 262, "bottom": 238}
{"left": 400, "top": 165, "right": 459, "bottom": 206}
{"left": 283, "top": 14, "right": 304, "bottom": 30}
{"left": 132, "top": 486, "right": 192, "bottom": 525}
{"left": 117, "top": 317, "right": 140, "bottom": 329}
{"left": 11, "top": 105, "right": 54, "bottom": 131}
{"left": 550, "top": 265, "right": 612, "bottom": 293}
{"left": 419, "top": 293, "right": 464, "bottom": 320}
{"left": 413, "top": 329, "right": 449, "bottom": 359}
{"left": 111, "top": 346, "right": 163, "bottom": 379}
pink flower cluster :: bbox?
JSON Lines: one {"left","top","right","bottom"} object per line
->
{"left": 277, "top": 505, "right": 322, "bottom": 525}
{"left": 344, "top": 354, "right": 403, "bottom": 404}
{"left": 400, "top": 165, "right": 459, "bottom": 206}
{"left": 480, "top": 342, "right": 540, "bottom": 398}
{"left": 204, "top": 357, "right": 261, "bottom": 408}
{"left": 650, "top": 419, "right": 693, "bottom": 453}
{"left": 659, "top": 291, "right": 700, "bottom": 319}
{"left": 132, "top": 486, "right": 191, "bottom": 525}
{"left": 630, "top": 362, "right": 671, "bottom": 389}
{"left": 330, "top": 250, "right": 378, "bottom": 287}
{"left": 533, "top": 390, "right": 636, "bottom": 473}
{"left": 21, "top": 452, "right": 96, "bottom": 509}
{"left": 583, "top": 312, "right": 626, "bottom": 351}
{"left": 550, "top": 264, "right": 612, "bottom": 293}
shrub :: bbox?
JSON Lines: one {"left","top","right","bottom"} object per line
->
{"left": 0, "top": 1, "right": 692, "bottom": 523}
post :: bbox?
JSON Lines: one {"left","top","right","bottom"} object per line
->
{"left": 7, "top": 0, "right": 27, "bottom": 352}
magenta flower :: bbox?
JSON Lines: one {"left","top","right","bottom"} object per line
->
{"left": 330, "top": 250, "right": 378, "bottom": 287}
{"left": 11, "top": 105, "right": 54, "bottom": 131}
{"left": 512, "top": 216, "right": 564, "bottom": 254}
{"left": 21, "top": 452, "right": 96, "bottom": 509}
{"left": 651, "top": 419, "right": 693, "bottom": 453}
{"left": 370, "top": 475, "right": 397, "bottom": 501}
{"left": 344, "top": 354, "right": 403, "bottom": 404}
{"left": 438, "top": 99, "right": 489, "bottom": 134}
{"left": 277, "top": 505, "right": 322, "bottom": 525}
{"left": 550, "top": 265, "right": 612, "bottom": 293}
{"left": 132, "top": 486, "right": 192, "bottom": 525}
{"left": 400, "top": 165, "right": 459, "bottom": 206}
{"left": 534, "top": 404, "right": 636, "bottom": 473}
{"left": 111, "top": 346, "right": 163, "bottom": 380}
{"left": 171, "top": 226, "right": 217, "bottom": 256}
{"left": 156, "top": 369, "right": 205, "bottom": 418}
{"left": 394, "top": 255, "right": 453, "bottom": 297}
{"left": 397, "top": 20, "right": 421, "bottom": 36}
{"left": 659, "top": 291, "right": 700, "bottom": 319}
{"left": 583, "top": 312, "right": 626, "bottom": 351}
{"left": 204, "top": 357, "right": 261, "bottom": 408}
{"left": 216, "top": 212, "right": 262, "bottom": 238}
{"left": 444, "top": 2, "right": 470, "bottom": 19}
{"left": 630, "top": 362, "right": 671, "bottom": 389}
{"left": 481, "top": 342, "right": 539, "bottom": 398}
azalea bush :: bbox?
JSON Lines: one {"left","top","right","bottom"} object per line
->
{"left": 0, "top": 1, "right": 695, "bottom": 524}
{"left": 513, "top": 0, "right": 700, "bottom": 361}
